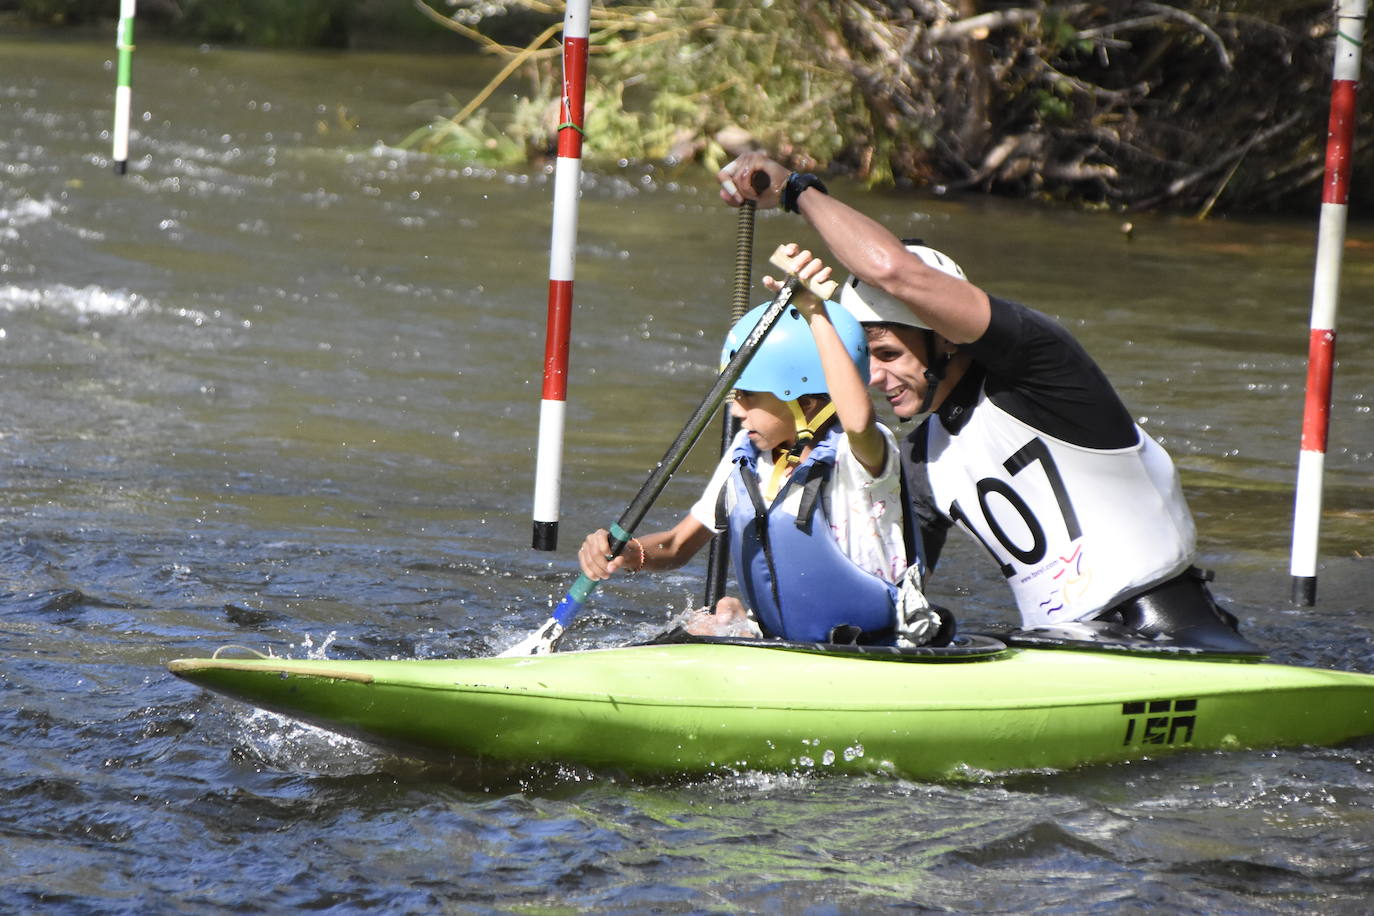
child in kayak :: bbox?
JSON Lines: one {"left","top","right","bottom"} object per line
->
{"left": 577, "top": 244, "right": 945, "bottom": 646}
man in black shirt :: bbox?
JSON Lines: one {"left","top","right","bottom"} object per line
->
{"left": 718, "top": 153, "right": 1259, "bottom": 653}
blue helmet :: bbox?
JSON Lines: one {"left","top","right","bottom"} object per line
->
{"left": 720, "top": 299, "right": 870, "bottom": 400}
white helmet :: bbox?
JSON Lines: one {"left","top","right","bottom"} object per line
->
{"left": 837, "top": 239, "right": 966, "bottom": 330}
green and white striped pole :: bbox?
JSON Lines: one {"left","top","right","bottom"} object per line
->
{"left": 112, "top": 0, "right": 137, "bottom": 175}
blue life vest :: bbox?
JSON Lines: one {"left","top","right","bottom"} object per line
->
{"left": 725, "top": 426, "right": 899, "bottom": 642}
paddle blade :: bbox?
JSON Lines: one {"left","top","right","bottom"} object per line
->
{"left": 497, "top": 616, "right": 566, "bottom": 657}
{"left": 497, "top": 577, "right": 592, "bottom": 656}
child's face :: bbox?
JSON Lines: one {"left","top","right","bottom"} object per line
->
{"left": 730, "top": 390, "right": 796, "bottom": 454}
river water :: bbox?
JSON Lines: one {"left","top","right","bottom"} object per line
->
{"left": 3, "top": 32, "right": 1373, "bottom": 914}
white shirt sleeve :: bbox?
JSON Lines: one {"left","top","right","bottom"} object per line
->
{"left": 689, "top": 430, "right": 748, "bottom": 530}
{"left": 822, "top": 423, "right": 908, "bottom": 583}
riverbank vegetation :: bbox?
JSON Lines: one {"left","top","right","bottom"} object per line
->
{"left": 8, "top": 0, "right": 1368, "bottom": 214}
{"left": 407, "top": 0, "right": 1371, "bottom": 216}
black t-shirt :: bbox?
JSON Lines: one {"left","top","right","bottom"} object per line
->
{"left": 901, "top": 296, "right": 1139, "bottom": 571}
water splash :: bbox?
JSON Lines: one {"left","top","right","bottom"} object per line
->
{"left": 0, "top": 283, "right": 151, "bottom": 318}
{"left": 235, "top": 707, "right": 387, "bottom": 775}
{"left": 295, "top": 631, "right": 339, "bottom": 660}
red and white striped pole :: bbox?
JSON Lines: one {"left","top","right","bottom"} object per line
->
{"left": 1291, "top": 0, "right": 1366, "bottom": 606}
{"left": 532, "top": 0, "right": 591, "bottom": 551}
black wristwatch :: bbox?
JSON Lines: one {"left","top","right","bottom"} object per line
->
{"left": 782, "top": 172, "right": 828, "bottom": 213}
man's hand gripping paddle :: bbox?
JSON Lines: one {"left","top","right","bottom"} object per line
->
{"left": 500, "top": 244, "right": 839, "bottom": 657}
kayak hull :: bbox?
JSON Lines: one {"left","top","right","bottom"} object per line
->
{"left": 169, "top": 643, "right": 1374, "bottom": 779}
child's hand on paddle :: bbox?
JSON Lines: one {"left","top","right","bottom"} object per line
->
{"left": 762, "top": 243, "right": 834, "bottom": 309}
{"left": 578, "top": 528, "right": 629, "bottom": 580}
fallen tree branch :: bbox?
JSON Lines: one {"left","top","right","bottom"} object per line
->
{"left": 1255, "top": 134, "right": 1374, "bottom": 208}
{"left": 1141, "top": 2, "right": 1233, "bottom": 70}
{"left": 1130, "top": 110, "right": 1303, "bottom": 210}
{"left": 926, "top": 5, "right": 1089, "bottom": 43}
{"left": 412, "top": 0, "right": 511, "bottom": 55}
{"left": 414, "top": 18, "right": 563, "bottom": 150}
{"left": 1077, "top": 6, "right": 1233, "bottom": 71}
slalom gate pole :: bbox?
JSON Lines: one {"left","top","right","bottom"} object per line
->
{"left": 531, "top": 0, "right": 591, "bottom": 552}
{"left": 1290, "top": 0, "right": 1366, "bottom": 606}
{"left": 112, "top": 0, "right": 137, "bottom": 175}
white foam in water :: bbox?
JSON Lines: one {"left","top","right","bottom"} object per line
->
{"left": 0, "top": 196, "right": 56, "bottom": 241}
{"left": 0, "top": 283, "right": 149, "bottom": 317}
{"left": 0, "top": 283, "right": 217, "bottom": 329}
{"left": 236, "top": 707, "right": 387, "bottom": 775}
{"left": 1, "top": 196, "right": 55, "bottom": 222}
{"left": 231, "top": 630, "right": 390, "bottom": 774}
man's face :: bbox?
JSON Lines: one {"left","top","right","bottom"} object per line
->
{"left": 866, "top": 325, "right": 936, "bottom": 420}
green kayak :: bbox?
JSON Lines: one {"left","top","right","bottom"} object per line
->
{"left": 168, "top": 638, "right": 1374, "bottom": 779}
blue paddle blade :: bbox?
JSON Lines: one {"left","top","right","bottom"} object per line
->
{"left": 554, "top": 574, "right": 597, "bottom": 627}
{"left": 497, "top": 575, "right": 595, "bottom": 657}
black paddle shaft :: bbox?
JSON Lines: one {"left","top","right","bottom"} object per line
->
{"left": 605, "top": 277, "right": 802, "bottom": 557}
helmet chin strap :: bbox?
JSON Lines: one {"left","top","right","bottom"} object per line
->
{"left": 764, "top": 399, "right": 837, "bottom": 500}
{"left": 914, "top": 330, "right": 952, "bottom": 417}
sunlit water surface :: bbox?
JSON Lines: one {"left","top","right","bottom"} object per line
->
{"left": 2, "top": 34, "right": 1372, "bottom": 914}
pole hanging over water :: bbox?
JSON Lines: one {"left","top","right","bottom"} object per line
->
{"left": 112, "top": 0, "right": 137, "bottom": 175}
{"left": 1290, "top": 0, "right": 1366, "bottom": 606}
{"left": 531, "top": 0, "right": 590, "bottom": 551}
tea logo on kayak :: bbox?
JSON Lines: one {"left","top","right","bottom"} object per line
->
{"left": 1120, "top": 698, "right": 1198, "bottom": 746}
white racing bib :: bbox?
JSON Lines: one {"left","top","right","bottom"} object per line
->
{"left": 926, "top": 392, "right": 1195, "bottom": 626}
